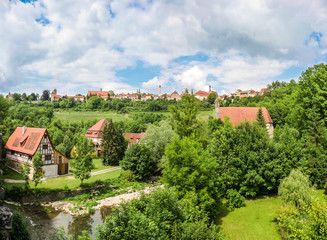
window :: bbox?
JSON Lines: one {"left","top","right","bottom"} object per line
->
{"left": 43, "top": 144, "right": 48, "bottom": 150}
{"left": 45, "top": 155, "right": 51, "bottom": 160}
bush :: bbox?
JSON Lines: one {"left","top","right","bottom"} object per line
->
{"left": 10, "top": 211, "right": 31, "bottom": 240}
{"left": 226, "top": 189, "right": 246, "bottom": 211}
{"left": 277, "top": 170, "right": 327, "bottom": 239}
{"left": 278, "top": 169, "right": 313, "bottom": 206}
{"left": 120, "top": 144, "right": 155, "bottom": 180}
{"left": 121, "top": 170, "right": 136, "bottom": 182}
{"left": 96, "top": 188, "right": 223, "bottom": 240}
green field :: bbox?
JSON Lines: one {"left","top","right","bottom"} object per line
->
{"left": 220, "top": 197, "right": 281, "bottom": 240}
{"left": 54, "top": 110, "right": 215, "bottom": 122}
{"left": 54, "top": 111, "right": 132, "bottom": 122}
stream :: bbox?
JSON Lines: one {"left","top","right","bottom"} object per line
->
{"left": 10, "top": 204, "right": 112, "bottom": 240}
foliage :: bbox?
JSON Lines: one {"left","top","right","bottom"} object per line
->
{"left": 101, "top": 119, "right": 127, "bottom": 166}
{"left": 96, "top": 188, "right": 223, "bottom": 240}
{"left": 278, "top": 169, "right": 313, "bottom": 206}
{"left": 49, "top": 226, "right": 91, "bottom": 240}
{"left": 0, "top": 95, "right": 10, "bottom": 124}
{"left": 141, "top": 121, "right": 175, "bottom": 171}
{"left": 19, "top": 162, "right": 30, "bottom": 188}
{"left": 256, "top": 108, "right": 266, "bottom": 128}
{"left": 226, "top": 189, "right": 246, "bottom": 211}
{"left": 162, "top": 137, "right": 221, "bottom": 216}
{"left": 120, "top": 143, "right": 155, "bottom": 180}
{"left": 169, "top": 92, "right": 200, "bottom": 138}
{"left": 32, "top": 152, "right": 44, "bottom": 188}
{"left": 76, "top": 136, "right": 93, "bottom": 157}
{"left": 73, "top": 155, "right": 94, "bottom": 184}
{"left": 207, "top": 92, "right": 217, "bottom": 104}
{"left": 41, "top": 89, "right": 50, "bottom": 101}
{"left": 10, "top": 211, "right": 31, "bottom": 240}
{"left": 277, "top": 170, "right": 327, "bottom": 239}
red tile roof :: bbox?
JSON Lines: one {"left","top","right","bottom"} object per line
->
{"left": 195, "top": 90, "right": 210, "bottom": 96}
{"left": 87, "top": 91, "right": 108, "bottom": 97}
{"left": 124, "top": 133, "right": 145, "bottom": 145}
{"left": 219, "top": 107, "right": 273, "bottom": 126}
{"left": 85, "top": 119, "right": 109, "bottom": 139}
{"left": 5, "top": 127, "right": 47, "bottom": 155}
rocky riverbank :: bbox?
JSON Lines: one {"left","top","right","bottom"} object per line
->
{"left": 47, "top": 186, "right": 160, "bottom": 216}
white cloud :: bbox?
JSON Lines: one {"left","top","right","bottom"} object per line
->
{"left": 1, "top": 0, "right": 327, "bottom": 95}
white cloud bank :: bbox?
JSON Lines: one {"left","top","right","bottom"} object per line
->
{"left": 0, "top": 0, "right": 327, "bottom": 95}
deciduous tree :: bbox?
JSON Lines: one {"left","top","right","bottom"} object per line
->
{"left": 32, "top": 152, "right": 44, "bottom": 188}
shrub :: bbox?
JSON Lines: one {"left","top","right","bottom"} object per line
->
{"left": 120, "top": 144, "right": 155, "bottom": 180}
{"left": 278, "top": 169, "right": 313, "bottom": 206}
{"left": 226, "top": 189, "right": 246, "bottom": 211}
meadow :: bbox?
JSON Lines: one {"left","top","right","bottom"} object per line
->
{"left": 54, "top": 110, "right": 215, "bottom": 122}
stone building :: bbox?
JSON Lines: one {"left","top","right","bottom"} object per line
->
{"left": 5, "top": 127, "right": 69, "bottom": 178}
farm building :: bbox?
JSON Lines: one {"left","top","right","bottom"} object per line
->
{"left": 5, "top": 127, "right": 69, "bottom": 178}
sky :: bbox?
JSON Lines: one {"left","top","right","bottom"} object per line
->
{"left": 0, "top": 0, "right": 327, "bottom": 96}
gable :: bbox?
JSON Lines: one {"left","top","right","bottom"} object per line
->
{"left": 5, "top": 127, "right": 46, "bottom": 155}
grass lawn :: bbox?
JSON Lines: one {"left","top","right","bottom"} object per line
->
{"left": 5, "top": 168, "right": 122, "bottom": 190}
{"left": 54, "top": 111, "right": 131, "bottom": 122}
{"left": 0, "top": 168, "right": 25, "bottom": 180}
{"left": 70, "top": 158, "right": 111, "bottom": 172}
{"left": 220, "top": 196, "right": 281, "bottom": 240}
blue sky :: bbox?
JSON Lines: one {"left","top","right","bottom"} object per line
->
{"left": 1, "top": 0, "right": 327, "bottom": 96}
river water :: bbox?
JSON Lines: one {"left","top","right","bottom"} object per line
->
{"left": 15, "top": 205, "right": 112, "bottom": 240}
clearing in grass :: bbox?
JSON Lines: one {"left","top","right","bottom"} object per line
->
{"left": 220, "top": 196, "right": 281, "bottom": 240}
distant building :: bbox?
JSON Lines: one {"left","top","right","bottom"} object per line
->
{"left": 7, "top": 93, "right": 13, "bottom": 101}
{"left": 216, "top": 107, "right": 274, "bottom": 137}
{"left": 85, "top": 119, "right": 108, "bottom": 155}
{"left": 168, "top": 91, "right": 181, "bottom": 101}
{"left": 5, "top": 127, "right": 69, "bottom": 178}
{"left": 87, "top": 89, "right": 109, "bottom": 100}
{"left": 124, "top": 133, "right": 145, "bottom": 147}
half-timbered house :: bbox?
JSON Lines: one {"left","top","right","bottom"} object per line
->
{"left": 5, "top": 127, "right": 69, "bottom": 178}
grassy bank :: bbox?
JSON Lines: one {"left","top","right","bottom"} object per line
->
{"left": 220, "top": 196, "right": 281, "bottom": 240}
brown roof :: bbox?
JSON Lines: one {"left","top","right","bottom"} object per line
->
{"left": 219, "top": 107, "right": 273, "bottom": 126}
{"left": 5, "top": 127, "right": 46, "bottom": 155}
{"left": 85, "top": 119, "right": 109, "bottom": 139}
{"left": 124, "top": 133, "right": 145, "bottom": 144}
{"left": 195, "top": 90, "right": 210, "bottom": 96}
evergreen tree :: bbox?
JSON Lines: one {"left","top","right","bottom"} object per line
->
{"left": 256, "top": 108, "right": 266, "bottom": 128}
{"left": 101, "top": 119, "right": 127, "bottom": 165}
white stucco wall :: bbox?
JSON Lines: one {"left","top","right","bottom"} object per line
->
{"left": 43, "top": 165, "right": 58, "bottom": 178}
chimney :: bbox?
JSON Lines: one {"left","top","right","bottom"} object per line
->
{"left": 215, "top": 99, "right": 220, "bottom": 119}
{"left": 22, "top": 126, "right": 26, "bottom": 135}
{"left": 159, "top": 85, "right": 162, "bottom": 96}
{"left": 209, "top": 85, "right": 211, "bottom": 92}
